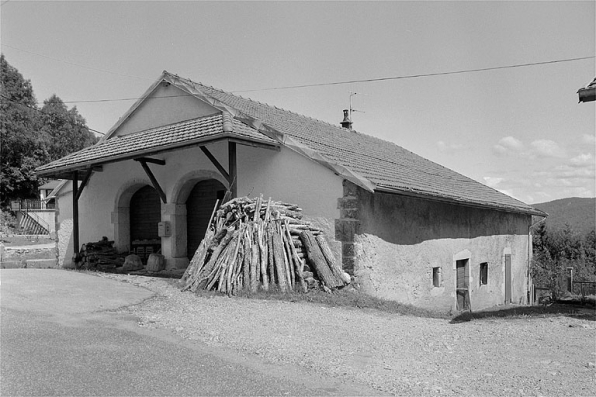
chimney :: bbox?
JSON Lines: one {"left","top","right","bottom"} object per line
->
{"left": 340, "top": 109, "right": 352, "bottom": 129}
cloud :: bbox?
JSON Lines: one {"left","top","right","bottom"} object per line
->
{"left": 529, "top": 139, "right": 565, "bottom": 158}
{"left": 436, "top": 140, "right": 464, "bottom": 153}
{"left": 482, "top": 177, "right": 503, "bottom": 188}
{"left": 582, "top": 134, "right": 596, "bottom": 145}
{"left": 493, "top": 136, "right": 524, "bottom": 156}
{"left": 569, "top": 153, "right": 594, "bottom": 167}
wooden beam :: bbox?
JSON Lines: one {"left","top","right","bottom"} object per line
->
{"left": 75, "top": 168, "right": 94, "bottom": 201}
{"left": 229, "top": 141, "right": 237, "bottom": 198}
{"left": 138, "top": 160, "right": 167, "bottom": 204}
{"left": 200, "top": 146, "right": 230, "bottom": 181}
{"left": 72, "top": 171, "right": 79, "bottom": 258}
{"left": 134, "top": 157, "right": 165, "bottom": 166}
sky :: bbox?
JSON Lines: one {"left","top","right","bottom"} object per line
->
{"left": 1, "top": 1, "right": 594, "bottom": 205}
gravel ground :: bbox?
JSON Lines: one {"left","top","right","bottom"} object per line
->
{"left": 100, "top": 273, "right": 596, "bottom": 396}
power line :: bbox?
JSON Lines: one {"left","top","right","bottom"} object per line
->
{"left": 233, "top": 56, "right": 596, "bottom": 93}
{"left": 1, "top": 44, "right": 153, "bottom": 81}
{"left": 53, "top": 55, "right": 595, "bottom": 104}
{"left": 0, "top": 94, "right": 105, "bottom": 135}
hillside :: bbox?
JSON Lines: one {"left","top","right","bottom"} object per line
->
{"left": 533, "top": 197, "right": 596, "bottom": 234}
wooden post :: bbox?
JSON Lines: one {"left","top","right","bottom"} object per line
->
{"left": 72, "top": 171, "right": 79, "bottom": 257}
{"left": 228, "top": 141, "right": 237, "bottom": 198}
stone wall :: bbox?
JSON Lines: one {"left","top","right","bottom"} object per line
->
{"left": 336, "top": 181, "right": 532, "bottom": 312}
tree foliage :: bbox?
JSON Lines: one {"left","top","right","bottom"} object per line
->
{"left": 0, "top": 54, "right": 97, "bottom": 206}
{"left": 531, "top": 223, "right": 596, "bottom": 299}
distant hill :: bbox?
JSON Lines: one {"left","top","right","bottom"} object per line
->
{"left": 533, "top": 197, "right": 596, "bottom": 235}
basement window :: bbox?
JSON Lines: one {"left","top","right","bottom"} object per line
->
{"left": 479, "top": 262, "right": 488, "bottom": 286}
{"left": 432, "top": 267, "right": 442, "bottom": 287}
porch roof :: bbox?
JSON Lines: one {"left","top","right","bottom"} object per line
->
{"left": 36, "top": 113, "right": 278, "bottom": 179}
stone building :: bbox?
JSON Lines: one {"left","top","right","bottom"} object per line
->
{"left": 36, "top": 71, "right": 545, "bottom": 312}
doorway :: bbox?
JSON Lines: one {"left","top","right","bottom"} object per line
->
{"left": 456, "top": 258, "right": 470, "bottom": 310}
{"left": 129, "top": 185, "right": 161, "bottom": 262}
{"left": 504, "top": 254, "right": 512, "bottom": 303}
{"left": 185, "top": 179, "right": 226, "bottom": 259}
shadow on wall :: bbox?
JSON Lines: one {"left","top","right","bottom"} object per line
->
{"left": 355, "top": 190, "right": 531, "bottom": 246}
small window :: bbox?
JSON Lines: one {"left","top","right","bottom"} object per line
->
{"left": 479, "top": 262, "right": 488, "bottom": 285}
{"left": 432, "top": 267, "right": 442, "bottom": 287}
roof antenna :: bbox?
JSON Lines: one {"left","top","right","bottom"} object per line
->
{"left": 349, "top": 92, "right": 366, "bottom": 124}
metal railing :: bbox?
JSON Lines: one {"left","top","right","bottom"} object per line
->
{"left": 22, "top": 211, "right": 51, "bottom": 235}
{"left": 10, "top": 199, "right": 55, "bottom": 211}
{"left": 573, "top": 281, "right": 596, "bottom": 297}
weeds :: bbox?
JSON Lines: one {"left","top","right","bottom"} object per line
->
{"left": 188, "top": 283, "right": 449, "bottom": 319}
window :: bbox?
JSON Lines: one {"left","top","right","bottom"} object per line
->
{"left": 432, "top": 267, "right": 441, "bottom": 287}
{"left": 479, "top": 262, "right": 488, "bottom": 286}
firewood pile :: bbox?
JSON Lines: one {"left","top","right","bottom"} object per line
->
{"left": 77, "top": 236, "right": 126, "bottom": 270}
{"left": 182, "top": 196, "right": 350, "bottom": 295}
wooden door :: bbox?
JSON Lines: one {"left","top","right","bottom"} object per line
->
{"left": 456, "top": 259, "right": 469, "bottom": 310}
{"left": 505, "top": 254, "right": 512, "bottom": 303}
{"left": 186, "top": 180, "right": 226, "bottom": 259}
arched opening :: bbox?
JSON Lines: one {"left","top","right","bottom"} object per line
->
{"left": 185, "top": 179, "right": 226, "bottom": 259}
{"left": 130, "top": 185, "right": 161, "bottom": 263}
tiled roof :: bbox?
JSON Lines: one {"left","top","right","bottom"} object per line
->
{"left": 172, "top": 75, "right": 541, "bottom": 215}
{"left": 36, "top": 113, "right": 276, "bottom": 174}
{"left": 37, "top": 71, "right": 543, "bottom": 215}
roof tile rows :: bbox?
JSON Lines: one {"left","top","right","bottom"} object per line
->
{"left": 186, "top": 77, "right": 538, "bottom": 214}
{"left": 37, "top": 71, "right": 541, "bottom": 215}
{"left": 36, "top": 113, "right": 275, "bottom": 173}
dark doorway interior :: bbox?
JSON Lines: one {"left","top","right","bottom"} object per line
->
{"left": 130, "top": 185, "right": 161, "bottom": 262}
{"left": 186, "top": 179, "right": 226, "bottom": 260}
{"left": 456, "top": 258, "right": 470, "bottom": 311}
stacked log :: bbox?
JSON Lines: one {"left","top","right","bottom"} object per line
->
{"left": 182, "top": 196, "right": 349, "bottom": 294}
{"left": 78, "top": 237, "right": 126, "bottom": 270}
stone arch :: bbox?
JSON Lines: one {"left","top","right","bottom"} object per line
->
{"left": 112, "top": 178, "right": 154, "bottom": 253}
{"left": 171, "top": 170, "right": 228, "bottom": 205}
{"left": 164, "top": 170, "right": 229, "bottom": 269}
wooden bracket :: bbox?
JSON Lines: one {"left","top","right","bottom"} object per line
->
{"left": 75, "top": 168, "right": 94, "bottom": 202}
{"left": 134, "top": 157, "right": 165, "bottom": 166}
{"left": 200, "top": 146, "right": 230, "bottom": 182}
{"left": 137, "top": 159, "right": 167, "bottom": 203}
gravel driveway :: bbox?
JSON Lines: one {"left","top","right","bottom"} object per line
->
{"left": 101, "top": 273, "right": 596, "bottom": 396}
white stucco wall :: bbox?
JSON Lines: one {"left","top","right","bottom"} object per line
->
{"left": 114, "top": 84, "right": 219, "bottom": 137}
{"left": 57, "top": 141, "right": 343, "bottom": 269}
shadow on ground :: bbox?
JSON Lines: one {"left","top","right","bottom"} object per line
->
{"left": 450, "top": 301, "right": 596, "bottom": 324}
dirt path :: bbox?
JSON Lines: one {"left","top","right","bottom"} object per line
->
{"left": 101, "top": 273, "right": 596, "bottom": 396}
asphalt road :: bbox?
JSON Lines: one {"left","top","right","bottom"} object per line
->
{"left": 0, "top": 269, "right": 378, "bottom": 396}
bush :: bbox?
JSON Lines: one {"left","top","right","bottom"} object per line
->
{"left": 0, "top": 210, "right": 17, "bottom": 234}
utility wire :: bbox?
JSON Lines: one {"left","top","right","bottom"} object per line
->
{"left": 0, "top": 94, "right": 105, "bottom": 135}
{"left": 51, "top": 55, "right": 595, "bottom": 104}
{"left": 233, "top": 56, "right": 596, "bottom": 93}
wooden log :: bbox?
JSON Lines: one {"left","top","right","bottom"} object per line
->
{"left": 225, "top": 226, "right": 244, "bottom": 293}
{"left": 209, "top": 234, "right": 238, "bottom": 291}
{"left": 270, "top": 223, "right": 287, "bottom": 292}
{"left": 257, "top": 220, "right": 269, "bottom": 291}
{"left": 251, "top": 228, "right": 260, "bottom": 292}
{"left": 201, "top": 229, "right": 237, "bottom": 291}
{"left": 299, "top": 231, "right": 343, "bottom": 289}
{"left": 243, "top": 227, "right": 250, "bottom": 291}
{"left": 267, "top": 223, "right": 276, "bottom": 285}
{"left": 279, "top": 222, "right": 293, "bottom": 289}
{"left": 283, "top": 219, "right": 307, "bottom": 292}
{"left": 315, "top": 235, "right": 348, "bottom": 286}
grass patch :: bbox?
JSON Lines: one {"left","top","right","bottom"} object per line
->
{"left": 184, "top": 283, "right": 448, "bottom": 319}
{"left": 0, "top": 235, "right": 54, "bottom": 247}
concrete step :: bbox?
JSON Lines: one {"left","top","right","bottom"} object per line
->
{"left": 1, "top": 259, "right": 58, "bottom": 269}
